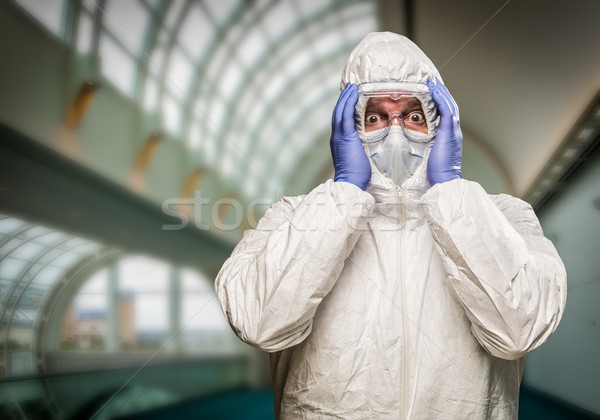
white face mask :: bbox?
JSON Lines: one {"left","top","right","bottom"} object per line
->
{"left": 364, "top": 126, "right": 429, "bottom": 186}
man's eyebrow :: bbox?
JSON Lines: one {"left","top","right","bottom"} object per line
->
{"left": 366, "top": 98, "right": 424, "bottom": 114}
{"left": 365, "top": 103, "right": 385, "bottom": 113}
{"left": 403, "top": 98, "right": 424, "bottom": 112}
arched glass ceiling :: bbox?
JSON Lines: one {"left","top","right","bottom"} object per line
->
{"left": 0, "top": 213, "right": 105, "bottom": 376}
{"left": 13, "top": 0, "right": 378, "bottom": 202}
{"left": 0, "top": 213, "right": 235, "bottom": 378}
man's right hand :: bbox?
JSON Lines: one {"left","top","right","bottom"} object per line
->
{"left": 330, "top": 83, "right": 371, "bottom": 191}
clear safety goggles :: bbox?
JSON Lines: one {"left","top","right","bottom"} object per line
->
{"left": 355, "top": 83, "right": 438, "bottom": 143}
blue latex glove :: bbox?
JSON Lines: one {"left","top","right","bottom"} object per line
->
{"left": 330, "top": 83, "right": 371, "bottom": 191}
{"left": 427, "top": 79, "right": 463, "bottom": 185}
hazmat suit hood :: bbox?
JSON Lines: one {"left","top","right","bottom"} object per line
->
{"left": 340, "top": 32, "right": 443, "bottom": 199}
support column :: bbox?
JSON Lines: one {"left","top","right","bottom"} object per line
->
{"left": 106, "top": 262, "right": 119, "bottom": 352}
{"left": 168, "top": 266, "right": 182, "bottom": 353}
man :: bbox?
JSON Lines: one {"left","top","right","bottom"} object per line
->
{"left": 215, "top": 32, "right": 566, "bottom": 419}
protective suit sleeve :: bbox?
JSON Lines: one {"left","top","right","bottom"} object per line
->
{"left": 215, "top": 179, "right": 375, "bottom": 352}
{"left": 422, "top": 179, "right": 567, "bottom": 360}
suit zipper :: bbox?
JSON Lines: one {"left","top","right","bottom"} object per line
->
{"left": 397, "top": 186, "right": 408, "bottom": 419}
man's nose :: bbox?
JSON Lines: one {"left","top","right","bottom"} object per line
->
{"left": 390, "top": 115, "right": 402, "bottom": 126}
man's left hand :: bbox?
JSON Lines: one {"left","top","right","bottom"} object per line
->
{"left": 427, "top": 79, "right": 463, "bottom": 185}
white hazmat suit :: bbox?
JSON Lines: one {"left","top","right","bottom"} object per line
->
{"left": 215, "top": 32, "right": 567, "bottom": 419}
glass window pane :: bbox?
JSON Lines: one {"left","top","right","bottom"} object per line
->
{"left": 0, "top": 258, "right": 29, "bottom": 279}
{"left": 32, "top": 265, "right": 63, "bottom": 286}
{"left": 164, "top": 1, "right": 187, "bottom": 28}
{"left": 237, "top": 28, "right": 267, "bottom": 67}
{"left": 76, "top": 11, "right": 94, "bottom": 54}
{"left": 9, "top": 308, "right": 36, "bottom": 329}
{"left": 9, "top": 242, "right": 46, "bottom": 260}
{"left": 65, "top": 237, "right": 88, "bottom": 249}
{"left": 20, "top": 286, "right": 44, "bottom": 308}
{"left": 144, "top": 0, "right": 161, "bottom": 12}
{"left": 104, "top": 0, "right": 148, "bottom": 54}
{"left": 341, "top": 2, "right": 375, "bottom": 22}
{"left": 116, "top": 289, "right": 135, "bottom": 350}
{"left": 178, "top": 5, "right": 212, "bottom": 60}
{"left": 284, "top": 47, "right": 312, "bottom": 79}
{"left": 51, "top": 251, "right": 83, "bottom": 269}
{"left": 204, "top": 41, "right": 228, "bottom": 81}
{"left": 204, "top": 0, "right": 236, "bottom": 25}
{"left": 72, "top": 242, "right": 101, "bottom": 256}
{"left": 208, "top": 100, "right": 225, "bottom": 131}
{"left": 15, "top": 0, "right": 65, "bottom": 38}
{"left": 262, "top": 1, "right": 294, "bottom": 40}
{"left": 80, "top": 268, "right": 107, "bottom": 294}
{"left": 0, "top": 279, "right": 11, "bottom": 302}
{"left": 0, "top": 238, "right": 24, "bottom": 256}
{"left": 82, "top": 0, "right": 98, "bottom": 11}
{"left": 192, "top": 95, "right": 208, "bottom": 121}
{"left": 12, "top": 307, "right": 37, "bottom": 326}
{"left": 217, "top": 63, "right": 242, "bottom": 99}
{"left": 243, "top": 175, "right": 257, "bottom": 198}
{"left": 7, "top": 350, "right": 35, "bottom": 376}
{"left": 166, "top": 48, "right": 193, "bottom": 100}
{"left": 181, "top": 294, "right": 228, "bottom": 330}
{"left": 135, "top": 294, "right": 168, "bottom": 334}
{"left": 148, "top": 31, "right": 168, "bottom": 77}
{"left": 36, "top": 248, "right": 64, "bottom": 266}
{"left": 220, "top": 152, "right": 234, "bottom": 178}
{"left": 116, "top": 257, "right": 170, "bottom": 351}
{"left": 24, "top": 226, "right": 52, "bottom": 239}
{"left": 163, "top": 94, "right": 182, "bottom": 135}
{"left": 344, "top": 12, "right": 376, "bottom": 38}
{"left": 204, "top": 123, "right": 217, "bottom": 162}
{"left": 143, "top": 75, "right": 159, "bottom": 111}
{"left": 262, "top": 70, "right": 286, "bottom": 103}
{"left": 188, "top": 121, "right": 201, "bottom": 148}
{"left": 181, "top": 268, "right": 212, "bottom": 293}
{"left": 99, "top": 36, "right": 135, "bottom": 96}
{"left": 245, "top": 91, "right": 264, "bottom": 131}
{"left": 33, "top": 231, "right": 67, "bottom": 245}
{"left": 313, "top": 29, "right": 344, "bottom": 59}
{"left": 296, "top": 0, "right": 325, "bottom": 17}
{"left": 119, "top": 256, "right": 169, "bottom": 292}
{"left": 0, "top": 218, "right": 27, "bottom": 235}
{"left": 180, "top": 291, "right": 236, "bottom": 353}
{"left": 59, "top": 269, "right": 106, "bottom": 350}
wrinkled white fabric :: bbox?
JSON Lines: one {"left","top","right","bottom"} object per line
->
{"left": 340, "top": 33, "right": 441, "bottom": 90}
{"left": 215, "top": 32, "right": 566, "bottom": 419}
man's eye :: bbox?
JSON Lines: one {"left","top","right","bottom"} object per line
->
{"left": 408, "top": 112, "right": 425, "bottom": 123}
{"left": 366, "top": 114, "right": 381, "bottom": 124}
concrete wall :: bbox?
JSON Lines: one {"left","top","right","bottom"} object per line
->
{"left": 522, "top": 146, "right": 600, "bottom": 414}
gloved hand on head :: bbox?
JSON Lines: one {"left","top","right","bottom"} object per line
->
{"left": 330, "top": 83, "right": 372, "bottom": 191}
{"left": 427, "top": 78, "right": 463, "bottom": 185}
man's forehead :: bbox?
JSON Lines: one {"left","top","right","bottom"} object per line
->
{"left": 366, "top": 96, "right": 422, "bottom": 111}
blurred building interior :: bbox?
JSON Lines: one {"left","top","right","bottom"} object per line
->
{"left": 0, "top": 0, "right": 599, "bottom": 418}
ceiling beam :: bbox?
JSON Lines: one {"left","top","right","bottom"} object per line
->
{"left": 0, "top": 122, "right": 233, "bottom": 277}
